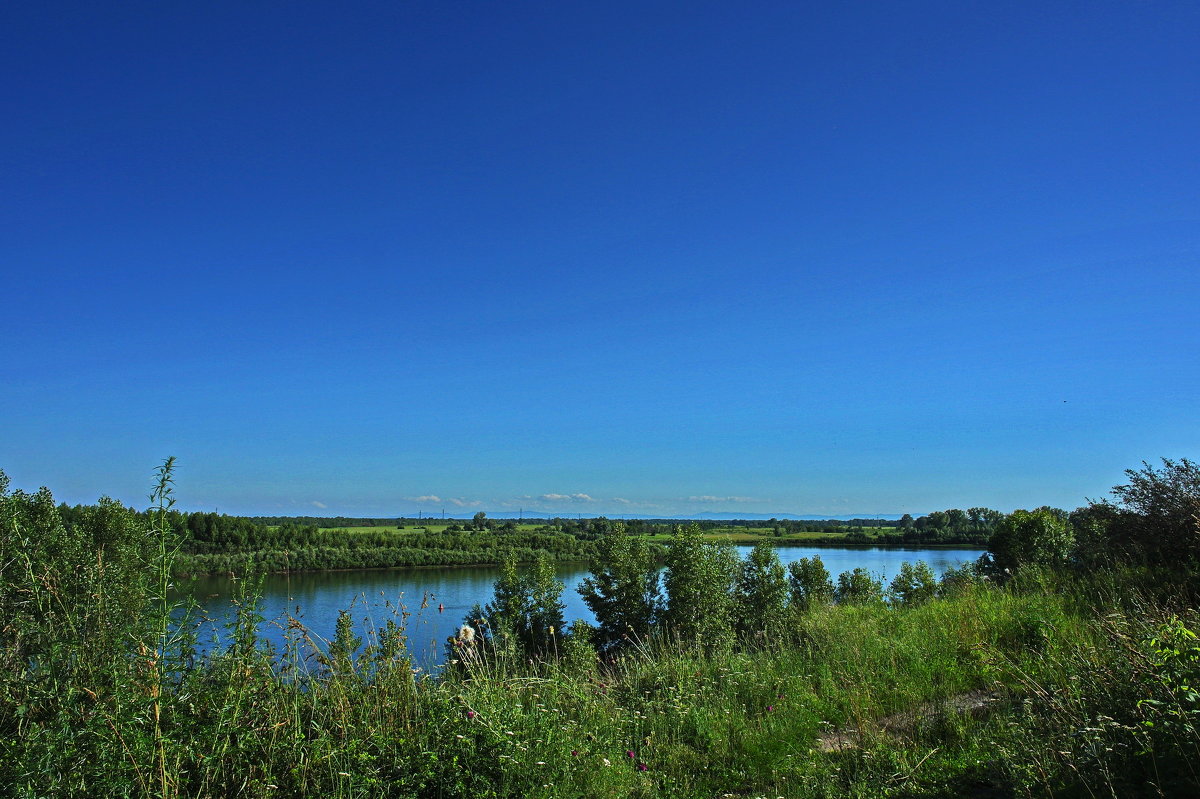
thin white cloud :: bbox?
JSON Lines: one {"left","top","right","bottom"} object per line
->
{"left": 687, "top": 495, "right": 761, "bottom": 503}
{"left": 410, "top": 495, "right": 441, "bottom": 503}
{"left": 538, "top": 493, "right": 597, "bottom": 503}
{"left": 447, "top": 497, "right": 482, "bottom": 508}
{"left": 310, "top": 500, "right": 327, "bottom": 509}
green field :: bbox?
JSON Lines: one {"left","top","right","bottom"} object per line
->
{"left": 645, "top": 526, "right": 893, "bottom": 543}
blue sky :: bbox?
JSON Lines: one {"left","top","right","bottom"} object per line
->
{"left": 2, "top": 1, "right": 1197, "bottom": 517}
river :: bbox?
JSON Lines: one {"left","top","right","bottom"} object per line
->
{"left": 181, "top": 545, "right": 982, "bottom": 670}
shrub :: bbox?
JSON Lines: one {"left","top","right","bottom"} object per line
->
{"left": 834, "top": 567, "right": 884, "bottom": 604}
{"left": 888, "top": 560, "right": 937, "bottom": 605}
{"left": 788, "top": 555, "right": 834, "bottom": 611}
{"left": 662, "top": 523, "right": 738, "bottom": 652}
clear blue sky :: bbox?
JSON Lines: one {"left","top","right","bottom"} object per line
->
{"left": 2, "top": 1, "right": 1197, "bottom": 518}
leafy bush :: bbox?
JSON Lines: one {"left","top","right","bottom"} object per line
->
{"left": 888, "top": 560, "right": 937, "bottom": 605}
{"left": 787, "top": 554, "right": 834, "bottom": 611}
{"left": 834, "top": 567, "right": 884, "bottom": 604}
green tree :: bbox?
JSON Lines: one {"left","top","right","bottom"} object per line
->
{"left": 982, "top": 507, "right": 1074, "bottom": 576}
{"left": 527, "top": 554, "right": 566, "bottom": 656}
{"left": 788, "top": 555, "right": 834, "bottom": 611}
{"left": 578, "top": 524, "right": 661, "bottom": 652}
{"left": 483, "top": 554, "right": 564, "bottom": 659}
{"left": 662, "top": 523, "right": 738, "bottom": 652}
{"left": 834, "top": 567, "right": 884, "bottom": 604}
{"left": 735, "top": 540, "right": 789, "bottom": 642}
{"left": 0, "top": 471, "right": 163, "bottom": 686}
{"left": 1098, "top": 458, "right": 1200, "bottom": 567}
{"left": 888, "top": 560, "right": 937, "bottom": 605}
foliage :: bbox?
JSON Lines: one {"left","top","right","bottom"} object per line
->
{"left": 888, "top": 560, "right": 938, "bottom": 605}
{"left": 936, "top": 559, "right": 981, "bottom": 596}
{"left": 787, "top": 554, "right": 834, "bottom": 612}
{"left": 661, "top": 523, "right": 739, "bottom": 653}
{"left": 483, "top": 554, "right": 565, "bottom": 660}
{"left": 577, "top": 524, "right": 661, "bottom": 653}
{"left": 981, "top": 507, "right": 1074, "bottom": 577}
{"left": 834, "top": 567, "right": 884, "bottom": 604}
{"left": 733, "top": 540, "right": 789, "bottom": 641}
{"left": 6, "top": 458, "right": 1200, "bottom": 797}
{"left": 1082, "top": 457, "right": 1200, "bottom": 568}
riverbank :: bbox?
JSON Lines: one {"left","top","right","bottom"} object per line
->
{"left": 8, "top": 568, "right": 1197, "bottom": 798}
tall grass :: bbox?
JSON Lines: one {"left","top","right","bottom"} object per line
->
{"left": 3, "top": 469, "right": 1198, "bottom": 797}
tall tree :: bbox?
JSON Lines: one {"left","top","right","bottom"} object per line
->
{"left": 662, "top": 524, "right": 738, "bottom": 652}
{"left": 735, "top": 540, "right": 789, "bottom": 642}
{"left": 578, "top": 523, "right": 661, "bottom": 652}
{"left": 788, "top": 555, "right": 834, "bottom": 612}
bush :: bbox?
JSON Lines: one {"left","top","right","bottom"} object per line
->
{"left": 662, "top": 524, "right": 739, "bottom": 652}
{"left": 788, "top": 555, "right": 834, "bottom": 611}
{"left": 834, "top": 567, "right": 884, "bottom": 604}
{"left": 888, "top": 560, "right": 937, "bottom": 605}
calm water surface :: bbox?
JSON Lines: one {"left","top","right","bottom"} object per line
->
{"left": 182, "top": 546, "right": 981, "bottom": 670}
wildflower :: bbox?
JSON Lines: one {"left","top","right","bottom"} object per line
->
{"left": 458, "top": 625, "right": 476, "bottom": 643}
{"left": 638, "top": 763, "right": 648, "bottom": 771}
{"left": 466, "top": 710, "right": 477, "bottom": 719}
{"left": 602, "top": 758, "right": 611, "bottom": 767}
{"left": 767, "top": 705, "right": 774, "bottom": 712}
{"left": 626, "top": 750, "right": 635, "bottom": 759}
{"left": 571, "top": 750, "right": 579, "bottom": 756}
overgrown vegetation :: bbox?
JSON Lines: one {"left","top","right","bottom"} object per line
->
{"left": 2, "top": 458, "right": 1198, "bottom": 797}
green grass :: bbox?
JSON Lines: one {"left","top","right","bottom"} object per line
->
{"left": 7, "top": 571, "right": 1197, "bottom": 798}
{"left": 644, "top": 528, "right": 888, "bottom": 544}
{"left": 6, "top": 468, "right": 1196, "bottom": 797}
